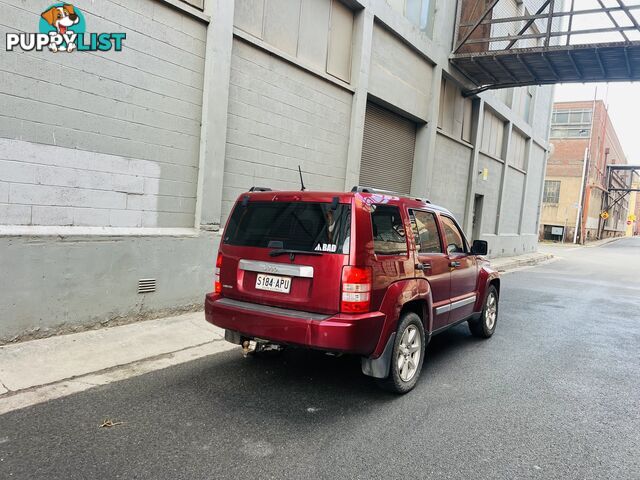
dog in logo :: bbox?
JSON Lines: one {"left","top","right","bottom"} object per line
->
{"left": 40, "top": 4, "right": 79, "bottom": 52}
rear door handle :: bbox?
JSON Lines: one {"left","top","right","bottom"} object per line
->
{"left": 449, "top": 261, "right": 461, "bottom": 268}
{"left": 415, "top": 262, "right": 431, "bottom": 271}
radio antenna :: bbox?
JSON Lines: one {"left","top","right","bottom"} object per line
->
{"left": 298, "top": 165, "right": 306, "bottom": 191}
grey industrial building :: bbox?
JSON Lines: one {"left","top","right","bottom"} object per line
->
{"left": 0, "top": 0, "right": 554, "bottom": 340}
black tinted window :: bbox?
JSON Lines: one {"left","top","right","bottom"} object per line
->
{"left": 371, "top": 205, "right": 408, "bottom": 256}
{"left": 411, "top": 210, "right": 442, "bottom": 254}
{"left": 224, "top": 201, "right": 351, "bottom": 254}
{"left": 441, "top": 216, "right": 466, "bottom": 254}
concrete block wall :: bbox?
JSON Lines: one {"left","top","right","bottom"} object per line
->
{"left": 369, "top": 23, "right": 433, "bottom": 121}
{"left": 222, "top": 38, "right": 353, "bottom": 219}
{"left": 0, "top": 0, "right": 206, "bottom": 228}
{"left": 0, "top": 138, "right": 199, "bottom": 227}
{"left": 476, "top": 154, "right": 504, "bottom": 236}
{"left": 430, "top": 133, "right": 472, "bottom": 221}
{"left": 522, "top": 144, "right": 547, "bottom": 234}
{"left": 501, "top": 168, "right": 526, "bottom": 234}
{"left": 533, "top": 86, "right": 554, "bottom": 140}
{"left": 0, "top": 232, "right": 218, "bottom": 343}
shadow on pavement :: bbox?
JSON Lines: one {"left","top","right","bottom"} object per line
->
{"left": 167, "top": 322, "right": 483, "bottom": 424}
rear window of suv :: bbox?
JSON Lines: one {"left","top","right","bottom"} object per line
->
{"left": 224, "top": 201, "right": 351, "bottom": 254}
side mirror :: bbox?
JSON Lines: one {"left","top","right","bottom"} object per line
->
{"left": 471, "top": 240, "right": 488, "bottom": 256}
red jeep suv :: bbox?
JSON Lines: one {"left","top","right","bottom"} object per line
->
{"left": 205, "top": 187, "right": 500, "bottom": 393}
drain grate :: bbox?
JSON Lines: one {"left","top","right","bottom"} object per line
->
{"left": 138, "top": 278, "right": 157, "bottom": 294}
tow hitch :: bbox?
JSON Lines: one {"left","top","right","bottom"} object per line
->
{"left": 242, "top": 339, "right": 285, "bottom": 357}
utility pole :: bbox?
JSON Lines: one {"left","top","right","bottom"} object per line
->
{"left": 574, "top": 87, "right": 598, "bottom": 244}
{"left": 574, "top": 146, "right": 589, "bottom": 244}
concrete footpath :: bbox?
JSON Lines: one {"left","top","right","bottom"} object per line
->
{"left": 489, "top": 251, "right": 553, "bottom": 272}
{"left": 539, "top": 236, "right": 623, "bottom": 251}
{"left": 0, "top": 313, "right": 235, "bottom": 415}
{"left": 0, "top": 250, "right": 554, "bottom": 415}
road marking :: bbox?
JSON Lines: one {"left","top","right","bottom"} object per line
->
{"left": 0, "top": 340, "right": 236, "bottom": 416}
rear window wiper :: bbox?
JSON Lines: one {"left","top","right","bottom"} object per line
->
{"left": 269, "top": 249, "right": 323, "bottom": 258}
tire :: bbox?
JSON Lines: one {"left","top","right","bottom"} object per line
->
{"left": 376, "top": 312, "right": 426, "bottom": 394}
{"left": 469, "top": 285, "right": 498, "bottom": 338}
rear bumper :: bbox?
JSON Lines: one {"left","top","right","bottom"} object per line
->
{"left": 204, "top": 294, "right": 385, "bottom": 355}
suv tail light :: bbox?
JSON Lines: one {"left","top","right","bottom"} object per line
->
{"left": 341, "top": 266, "right": 372, "bottom": 313}
{"left": 214, "top": 252, "right": 222, "bottom": 293}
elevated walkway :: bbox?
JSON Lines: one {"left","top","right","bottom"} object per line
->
{"left": 452, "top": 0, "right": 640, "bottom": 93}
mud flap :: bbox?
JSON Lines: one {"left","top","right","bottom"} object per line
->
{"left": 361, "top": 332, "right": 396, "bottom": 379}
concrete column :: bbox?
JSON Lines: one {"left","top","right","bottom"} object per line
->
{"left": 420, "top": 65, "right": 444, "bottom": 199}
{"left": 194, "top": 0, "right": 235, "bottom": 230}
{"left": 517, "top": 138, "right": 533, "bottom": 234}
{"left": 463, "top": 98, "right": 485, "bottom": 233}
{"left": 516, "top": 85, "right": 539, "bottom": 235}
{"left": 343, "top": 9, "right": 374, "bottom": 190}
{"left": 495, "top": 121, "right": 513, "bottom": 234}
{"left": 411, "top": 124, "right": 430, "bottom": 198}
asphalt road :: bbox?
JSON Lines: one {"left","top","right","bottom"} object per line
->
{"left": 1, "top": 238, "right": 639, "bottom": 479}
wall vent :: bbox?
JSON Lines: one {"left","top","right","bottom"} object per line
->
{"left": 138, "top": 278, "right": 157, "bottom": 294}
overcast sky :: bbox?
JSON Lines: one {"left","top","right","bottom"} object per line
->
{"left": 553, "top": 83, "right": 640, "bottom": 163}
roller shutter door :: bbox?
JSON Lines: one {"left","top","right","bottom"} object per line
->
{"left": 360, "top": 102, "right": 417, "bottom": 194}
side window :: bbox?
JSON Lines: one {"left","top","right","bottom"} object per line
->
{"left": 440, "top": 216, "right": 466, "bottom": 254}
{"left": 371, "top": 205, "right": 408, "bottom": 256}
{"left": 410, "top": 210, "right": 442, "bottom": 254}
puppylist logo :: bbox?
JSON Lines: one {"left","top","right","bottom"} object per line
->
{"left": 6, "top": 3, "right": 126, "bottom": 53}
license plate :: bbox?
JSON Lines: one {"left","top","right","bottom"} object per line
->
{"left": 255, "top": 274, "right": 292, "bottom": 294}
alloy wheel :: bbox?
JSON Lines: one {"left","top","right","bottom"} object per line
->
{"left": 485, "top": 292, "right": 497, "bottom": 330}
{"left": 397, "top": 325, "right": 421, "bottom": 382}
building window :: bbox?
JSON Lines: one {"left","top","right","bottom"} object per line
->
{"left": 387, "top": 0, "right": 433, "bottom": 33}
{"left": 543, "top": 180, "right": 561, "bottom": 204}
{"left": 481, "top": 109, "right": 505, "bottom": 159}
{"left": 327, "top": 0, "right": 354, "bottom": 82}
{"left": 550, "top": 127, "right": 590, "bottom": 138}
{"left": 550, "top": 108, "right": 592, "bottom": 138}
{"left": 553, "top": 109, "right": 592, "bottom": 124}
{"left": 509, "top": 130, "right": 528, "bottom": 171}
{"left": 234, "top": 0, "right": 354, "bottom": 82}
{"left": 438, "top": 78, "right": 473, "bottom": 143}
{"left": 510, "top": 87, "right": 533, "bottom": 123}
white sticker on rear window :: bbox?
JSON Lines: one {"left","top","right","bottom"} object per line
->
{"left": 314, "top": 243, "right": 337, "bottom": 252}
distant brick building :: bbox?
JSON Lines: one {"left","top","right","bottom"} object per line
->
{"left": 540, "top": 100, "right": 629, "bottom": 242}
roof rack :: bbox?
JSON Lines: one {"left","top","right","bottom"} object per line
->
{"left": 248, "top": 187, "right": 273, "bottom": 192}
{"left": 351, "top": 186, "right": 431, "bottom": 204}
